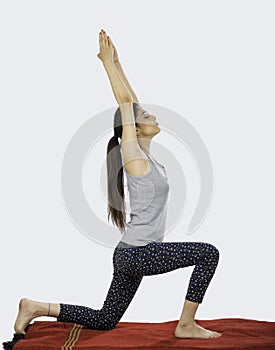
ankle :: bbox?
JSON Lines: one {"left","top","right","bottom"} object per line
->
{"left": 32, "top": 301, "right": 48, "bottom": 318}
{"left": 177, "top": 320, "right": 195, "bottom": 328}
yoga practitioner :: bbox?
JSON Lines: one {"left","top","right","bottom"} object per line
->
{"left": 13, "top": 29, "right": 222, "bottom": 339}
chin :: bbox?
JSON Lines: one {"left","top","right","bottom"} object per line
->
{"left": 153, "top": 129, "right": 161, "bottom": 136}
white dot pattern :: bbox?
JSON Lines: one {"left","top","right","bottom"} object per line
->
{"left": 57, "top": 241, "right": 220, "bottom": 331}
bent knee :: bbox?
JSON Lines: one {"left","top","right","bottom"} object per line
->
{"left": 101, "top": 320, "right": 118, "bottom": 331}
{"left": 205, "top": 243, "right": 220, "bottom": 260}
{"left": 96, "top": 315, "right": 120, "bottom": 331}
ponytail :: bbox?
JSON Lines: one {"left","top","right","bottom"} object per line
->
{"left": 106, "top": 102, "right": 140, "bottom": 233}
{"left": 106, "top": 135, "right": 126, "bottom": 233}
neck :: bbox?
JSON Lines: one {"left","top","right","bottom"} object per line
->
{"left": 139, "top": 144, "right": 151, "bottom": 156}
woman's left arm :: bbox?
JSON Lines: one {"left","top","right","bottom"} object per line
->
{"left": 114, "top": 60, "right": 139, "bottom": 103}
{"left": 98, "top": 32, "right": 139, "bottom": 103}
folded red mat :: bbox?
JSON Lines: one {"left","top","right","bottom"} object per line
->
{"left": 5, "top": 318, "right": 275, "bottom": 350}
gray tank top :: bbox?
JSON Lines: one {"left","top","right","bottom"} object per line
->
{"left": 118, "top": 150, "right": 170, "bottom": 248}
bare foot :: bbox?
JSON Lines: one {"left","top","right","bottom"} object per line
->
{"left": 174, "top": 321, "right": 222, "bottom": 339}
{"left": 14, "top": 298, "right": 38, "bottom": 334}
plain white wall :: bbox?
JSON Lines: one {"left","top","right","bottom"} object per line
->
{"left": 1, "top": 0, "right": 274, "bottom": 342}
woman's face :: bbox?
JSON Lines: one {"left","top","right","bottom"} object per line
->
{"left": 135, "top": 107, "right": 160, "bottom": 137}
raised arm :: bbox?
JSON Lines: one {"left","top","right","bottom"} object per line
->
{"left": 114, "top": 62, "right": 139, "bottom": 103}
{"left": 110, "top": 38, "right": 139, "bottom": 103}
{"left": 98, "top": 30, "right": 139, "bottom": 103}
{"left": 98, "top": 30, "right": 132, "bottom": 105}
{"left": 98, "top": 30, "right": 146, "bottom": 170}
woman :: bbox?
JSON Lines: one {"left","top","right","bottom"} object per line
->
{"left": 13, "top": 30, "right": 222, "bottom": 339}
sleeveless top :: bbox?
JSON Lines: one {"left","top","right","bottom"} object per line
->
{"left": 117, "top": 150, "right": 170, "bottom": 248}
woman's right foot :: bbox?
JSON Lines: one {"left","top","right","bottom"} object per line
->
{"left": 14, "top": 298, "right": 38, "bottom": 334}
{"left": 174, "top": 321, "right": 222, "bottom": 339}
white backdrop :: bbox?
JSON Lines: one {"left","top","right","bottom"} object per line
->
{"left": 1, "top": 0, "right": 274, "bottom": 343}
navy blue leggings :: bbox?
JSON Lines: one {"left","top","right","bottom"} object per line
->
{"left": 57, "top": 241, "right": 220, "bottom": 331}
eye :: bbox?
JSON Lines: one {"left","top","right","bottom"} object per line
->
{"left": 143, "top": 112, "right": 149, "bottom": 118}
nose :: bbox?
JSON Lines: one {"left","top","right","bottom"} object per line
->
{"left": 153, "top": 116, "right": 159, "bottom": 125}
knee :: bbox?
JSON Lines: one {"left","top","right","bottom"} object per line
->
{"left": 96, "top": 313, "right": 120, "bottom": 331}
{"left": 101, "top": 320, "right": 119, "bottom": 331}
{"left": 95, "top": 307, "right": 123, "bottom": 331}
{"left": 205, "top": 243, "right": 220, "bottom": 261}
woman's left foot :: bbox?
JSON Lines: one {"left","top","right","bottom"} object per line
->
{"left": 14, "top": 298, "right": 38, "bottom": 334}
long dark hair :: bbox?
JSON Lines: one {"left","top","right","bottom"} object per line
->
{"left": 106, "top": 102, "right": 140, "bottom": 233}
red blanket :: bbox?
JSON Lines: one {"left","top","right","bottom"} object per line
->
{"left": 8, "top": 318, "right": 275, "bottom": 350}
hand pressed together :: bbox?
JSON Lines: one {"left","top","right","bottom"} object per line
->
{"left": 97, "top": 29, "right": 118, "bottom": 64}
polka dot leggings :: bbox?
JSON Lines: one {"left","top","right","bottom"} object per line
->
{"left": 57, "top": 241, "right": 220, "bottom": 331}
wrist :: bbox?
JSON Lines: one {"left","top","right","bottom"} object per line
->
{"left": 103, "top": 59, "right": 115, "bottom": 67}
